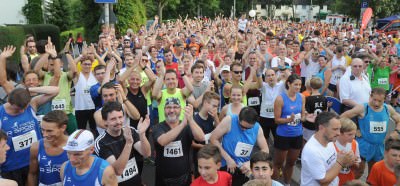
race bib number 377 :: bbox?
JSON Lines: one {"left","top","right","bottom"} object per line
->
{"left": 12, "top": 130, "right": 38, "bottom": 152}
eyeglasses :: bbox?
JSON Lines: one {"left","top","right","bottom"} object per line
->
{"left": 352, "top": 65, "right": 363, "bottom": 68}
{"left": 95, "top": 72, "right": 106, "bottom": 75}
{"left": 233, "top": 71, "right": 243, "bottom": 74}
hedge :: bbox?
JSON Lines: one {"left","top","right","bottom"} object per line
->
{"left": 0, "top": 24, "right": 60, "bottom": 64}
{"left": 60, "top": 27, "right": 85, "bottom": 45}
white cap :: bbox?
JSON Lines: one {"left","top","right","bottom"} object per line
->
{"left": 359, "top": 49, "right": 366, "bottom": 52}
{"left": 63, "top": 130, "right": 94, "bottom": 151}
{"left": 220, "top": 65, "right": 230, "bottom": 74}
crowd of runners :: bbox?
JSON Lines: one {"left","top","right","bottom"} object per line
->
{"left": 0, "top": 14, "right": 400, "bottom": 186}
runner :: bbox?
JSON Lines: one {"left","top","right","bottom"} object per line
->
{"left": 60, "top": 129, "right": 118, "bottom": 186}
{"left": 27, "top": 110, "right": 69, "bottom": 186}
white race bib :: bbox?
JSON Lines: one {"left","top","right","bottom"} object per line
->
{"left": 84, "top": 86, "right": 90, "bottom": 94}
{"left": 204, "top": 133, "right": 212, "bottom": 144}
{"left": 287, "top": 113, "right": 301, "bottom": 126}
{"left": 378, "top": 78, "right": 388, "bottom": 85}
{"left": 117, "top": 158, "right": 138, "bottom": 183}
{"left": 370, "top": 121, "right": 386, "bottom": 133}
{"left": 265, "top": 104, "right": 274, "bottom": 114}
{"left": 234, "top": 142, "right": 253, "bottom": 158}
{"left": 12, "top": 130, "right": 38, "bottom": 152}
{"left": 164, "top": 141, "right": 183, "bottom": 158}
{"left": 248, "top": 97, "right": 260, "bottom": 106}
{"left": 51, "top": 99, "right": 66, "bottom": 111}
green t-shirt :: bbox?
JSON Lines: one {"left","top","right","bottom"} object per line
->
{"left": 43, "top": 71, "right": 73, "bottom": 113}
{"left": 369, "top": 64, "right": 390, "bottom": 90}
{"left": 157, "top": 89, "right": 186, "bottom": 123}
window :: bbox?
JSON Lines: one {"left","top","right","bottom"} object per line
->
{"left": 302, "top": 5, "right": 306, "bottom": 9}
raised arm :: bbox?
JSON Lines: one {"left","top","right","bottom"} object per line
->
{"left": 29, "top": 86, "right": 60, "bottom": 111}
{"left": 0, "top": 46, "right": 16, "bottom": 95}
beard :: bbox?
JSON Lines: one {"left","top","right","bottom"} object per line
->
{"left": 165, "top": 114, "right": 179, "bottom": 123}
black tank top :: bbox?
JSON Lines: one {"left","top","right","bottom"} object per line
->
{"left": 127, "top": 88, "right": 148, "bottom": 128}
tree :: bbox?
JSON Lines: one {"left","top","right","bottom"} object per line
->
{"left": 154, "top": 0, "right": 180, "bottom": 21}
{"left": 22, "top": 0, "right": 44, "bottom": 24}
{"left": 80, "top": 0, "right": 102, "bottom": 43}
{"left": 114, "top": 0, "right": 147, "bottom": 33}
{"left": 45, "top": 0, "right": 72, "bottom": 32}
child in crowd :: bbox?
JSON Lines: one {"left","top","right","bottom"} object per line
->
{"left": 191, "top": 144, "right": 232, "bottom": 186}
{"left": 245, "top": 151, "right": 283, "bottom": 186}
{"left": 334, "top": 118, "right": 361, "bottom": 185}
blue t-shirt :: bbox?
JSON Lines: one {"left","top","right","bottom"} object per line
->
{"left": 38, "top": 139, "right": 68, "bottom": 185}
{"left": 90, "top": 83, "right": 103, "bottom": 111}
{"left": 63, "top": 156, "right": 109, "bottom": 186}
{"left": 0, "top": 105, "right": 42, "bottom": 172}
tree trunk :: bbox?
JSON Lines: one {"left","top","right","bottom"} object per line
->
{"left": 158, "top": 1, "right": 164, "bottom": 21}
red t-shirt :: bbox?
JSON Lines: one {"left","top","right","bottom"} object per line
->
{"left": 191, "top": 171, "right": 232, "bottom": 186}
{"left": 367, "top": 160, "right": 396, "bottom": 186}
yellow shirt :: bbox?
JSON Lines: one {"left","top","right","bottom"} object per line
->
{"left": 345, "top": 55, "right": 352, "bottom": 67}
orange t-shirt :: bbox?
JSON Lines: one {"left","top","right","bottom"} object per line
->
{"left": 367, "top": 160, "right": 396, "bottom": 186}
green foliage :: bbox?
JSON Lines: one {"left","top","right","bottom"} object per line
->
{"left": 115, "top": 0, "right": 147, "bottom": 34}
{"left": 60, "top": 27, "right": 85, "bottom": 45}
{"left": 369, "top": 0, "right": 400, "bottom": 18}
{"left": 70, "top": 0, "right": 85, "bottom": 28}
{"left": 22, "top": 0, "right": 44, "bottom": 24}
{"left": 0, "top": 25, "right": 60, "bottom": 63}
{"left": 45, "top": 0, "right": 72, "bottom": 32}
{"left": 80, "top": 0, "right": 102, "bottom": 43}
{"left": 163, "top": 0, "right": 220, "bottom": 19}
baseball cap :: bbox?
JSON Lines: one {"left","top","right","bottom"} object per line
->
{"left": 124, "top": 36, "right": 131, "bottom": 41}
{"left": 191, "top": 33, "right": 197, "bottom": 37}
{"left": 63, "top": 130, "right": 94, "bottom": 151}
{"left": 220, "top": 65, "right": 230, "bottom": 74}
{"left": 165, "top": 97, "right": 180, "bottom": 106}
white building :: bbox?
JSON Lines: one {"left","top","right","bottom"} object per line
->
{"left": 0, "top": 0, "right": 27, "bottom": 25}
{"left": 254, "top": 0, "right": 331, "bottom": 22}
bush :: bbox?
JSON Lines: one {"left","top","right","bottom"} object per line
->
{"left": 0, "top": 24, "right": 60, "bottom": 63}
{"left": 60, "top": 27, "right": 85, "bottom": 46}
{"left": 115, "top": 0, "right": 147, "bottom": 34}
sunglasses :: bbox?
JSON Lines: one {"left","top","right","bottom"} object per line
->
{"left": 352, "top": 65, "right": 363, "bottom": 68}
{"left": 233, "top": 71, "right": 243, "bottom": 74}
{"left": 364, "top": 60, "right": 371, "bottom": 63}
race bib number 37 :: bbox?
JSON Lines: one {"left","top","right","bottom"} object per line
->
{"left": 12, "top": 130, "right": 38, "bottom": 152}
{"left": 164, "top": 141, "right": 183, "bottom": 158}
{"left": 234, "top": 142, "right": 253, "bottom": 158}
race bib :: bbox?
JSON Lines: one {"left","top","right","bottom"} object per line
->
{"left": 335, "top": 75, "right": 341, "bottom": 80}
{"left": 265, "top": 104, "right": 274, "bottom": 114}
{"left": 248, "top": 97, "right": 260, "bottom": 106}
{"left": 377, "top": 78, "right": 388, "bottom": 85}
{"left": 164, "top": 141, "right": 183, "bottom": 158}
{"left": 204, "top": 133, "right": 212, "bottom": 144}
{"left": 370, "top": 121, "right": 386, "bottom": 133}
{"left": 287, "top": 113, "right": 301, "bottom": 126}
{"left": 12, "top": 130, "right": 38, "bottom": 152}
{"left": 234, "top": 142, "right": 253, "bottom": 158}
{"left": 84, "top": 86, "right": 90, "bottom": 94}
{"left": 51, "top": 99, "right": 66, "bottom": 110}
{"left": 117, "top": 158, "right": 138, "bottom": 183}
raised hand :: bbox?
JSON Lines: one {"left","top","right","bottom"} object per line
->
{"left": 137, "top": 115, "right": 150, "bottom": 134}
{"left": 0, "top": 45, "right": 16, "bottom": 58}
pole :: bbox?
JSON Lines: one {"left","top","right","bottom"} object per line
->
{"left": 104, "top": 3, "right": 110, "bottom": 26}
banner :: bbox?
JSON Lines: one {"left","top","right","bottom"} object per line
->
{"left": 360, "top": 8, "right": 373, "bottom": 34}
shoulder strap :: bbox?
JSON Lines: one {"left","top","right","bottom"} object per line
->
{"left": 351, "top": 140, "right": 357, "bottom": 153}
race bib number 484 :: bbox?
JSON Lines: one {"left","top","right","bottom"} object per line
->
{"left": 164, "top": 141, "right": 183, "bottom": 158}
{"left": 118, "top": 158, "right": 138, "bottom": 183}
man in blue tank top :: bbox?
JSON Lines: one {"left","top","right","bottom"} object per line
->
{"left": 210, "top": 107, "right": 269, "bottom": 186}
{"left": 0, "top": 86, "right": 59, "bottom": 186}
{"left": 0, "top": 129, "right": 17, "bottom": 186}
{"left": 60, "top": 130, "right": 118, "bottom": 186}
{"left": 341, "top": 87, "right": 400, "bottom": 178}
{"left": 27, "top": 110, "right": 69, "bottom": 186}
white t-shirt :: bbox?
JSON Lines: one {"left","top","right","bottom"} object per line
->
{"left": 301, "top": 135, "right": 339, "bottom": 186}
{"left": 238, "top": 19, "right": 248, "bottom": 31}
{"left": 271, "top": 57, "right": 293, "bottom": 68}
{"left": 330, "top": 55, "right": 346, "bottom": 85}
{"left": 339, "top": 70, "right": 371, "bottom": 104}
{"left": 303, "top": 56, "right": 320, "bottom": 80}
{"left": 260, "top": 81, "right": 285, "bottom": 118}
